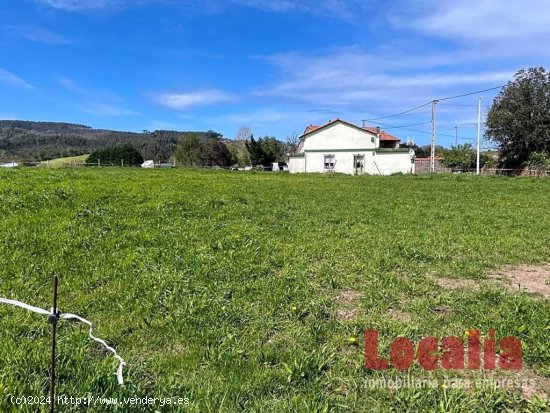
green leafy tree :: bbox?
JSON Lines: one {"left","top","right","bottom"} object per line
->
{"left": 412, "top": 145, "right": 447, "bottom": 158}
{"left": 87, "top": 145, "right": 144, "bottom": 165}
{"left": 175, "top": 134, "right": 204, "bottom": 166}
{"left": 175, "top": 133, "right": 231, "bottom": 167}
{"left": 245, "top": 136, "right": 286, "bottom": 166}
{"left": 486, "top": 67, "right": 550, "bottom": 167}
{"left": 441, "top": 144, "right": 490, "bottom": 170}
{"left": 441, "top": 144, "right": 474, "bottom": 170}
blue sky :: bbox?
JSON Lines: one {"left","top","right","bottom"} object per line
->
{"left": 0, "top": 0, "right": 548, "bottom": 146}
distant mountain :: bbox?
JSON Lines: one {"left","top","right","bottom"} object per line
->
{"left": 0, "top": 120, "right": 222, "bottom": 162}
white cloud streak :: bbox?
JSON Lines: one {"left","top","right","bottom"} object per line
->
{"left": 256, "top": 49, "right": 513, "bottom": 112}
{"left": 37, "top": 0, "right": 122, "bottom": 11}
{"left": 0, "top": 68, "right": 33, "bottom": 89}
{"left": 58, "top": 77, "right": 139, "bottom": 116}
{"left": 8, "top": 26, "right": 71, "bottom": 44}
{"left": 151, "top": 90, "right": 233, "bottom": 110}
{"left": 392, "top": 0, "right": 550, "bottom": 54}
{"left": 78, "top": 102, "right": 139, "bottom": 116}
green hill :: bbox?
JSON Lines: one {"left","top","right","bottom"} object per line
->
{"left": 0, "top": 120, "right": 221, "bottom": 162}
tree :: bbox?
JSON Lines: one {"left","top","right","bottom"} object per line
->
{"left": 87, "top": 145, "right": 144, "bottom": 166}
{"left": 245, "top": 136, "right": 286, "bottom": 166}
{"left": 202, "top": 138, "right": 232, "bottom": 167}
{"left": 440, "top": 144, "right": 482, "bottom": 170}
{"left": 174, "top": 133, "right": 232, "bottom": 167}
{"left": 235, "top": 125, "right": 252, "bottom": 141}
{"left": 259, "top": 136, "right": 286, "bottom": 164}
{"left": 486, "top": 67, "right": 550, "bottom": 167}
{"left": 175, "top": 134, "right": 204, "bottom": 166}
{"left": 285, "top": 132, "right": 301, "bottom": 156}
{"left": 412, "top": 144, "right": 446, "bottom": 158}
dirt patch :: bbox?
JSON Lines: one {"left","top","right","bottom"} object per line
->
{"left": 489, "top": 264, "right": 550, "bottom": 298}
{"left": 336, "top": 289, "right": 362, "bottom": 304}
{"left": 335, "top": 308, "right": 358, "bottom": 320}
{"left": 436, "top": 263, "right": 550, "bottom": 299}
{"left": 436, "top": 277, "right": 484, "bottom": 291}
{"left": 386, "top": 308, "right": 413, "bottom": 323}
{"left": 334, "top": 289, "right": 362, "bottom": 320}
{"left": 520, "top": 371, "right": 550, "bottom": 399}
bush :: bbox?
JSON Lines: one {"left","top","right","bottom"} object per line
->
{"left": 526, "top": 152, "right": 550, "bottom": 169}
{"left": 87, "top": 145, "right": 144, "bottom": 166}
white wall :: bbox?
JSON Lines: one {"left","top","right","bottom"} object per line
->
{"left": 303, "top": 151, "right": 414, "bottom": 175}
{"left": 288, "top": 156, "right": 305, "bottom": 173}
{"left": 371, "top": 152, "right": 415, "bottom": 175}
{"left": 302, "top": 122, "right": 378, "bottom": 151}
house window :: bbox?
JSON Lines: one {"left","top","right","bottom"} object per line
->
{"left": 324, "top": 154, "right": 335, "bottom": 170}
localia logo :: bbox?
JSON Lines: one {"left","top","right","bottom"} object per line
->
{"left": 364, "top": 329, "right": 522, "bottom": 371}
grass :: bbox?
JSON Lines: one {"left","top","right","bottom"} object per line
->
{"left": 38, "top": 154, "right": 90, "bottom": 168}
{"left": 0, "top": 168, "right": 549, "bottom": 412}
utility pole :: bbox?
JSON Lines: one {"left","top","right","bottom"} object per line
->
{"left": 361, "top": 120, "right": 367, "bottom": 128}
{"left": 476, "top": 97, "right": 482, "bottom": 175}
{"left": 454, "top": 126, "right": 458, "bottom": 147}
{"left": 430, "top": 100, "right": 438, "bottom": 172}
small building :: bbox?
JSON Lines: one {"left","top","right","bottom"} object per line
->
{"left": 288, "top": 119, "right": 414, "bottom": 175}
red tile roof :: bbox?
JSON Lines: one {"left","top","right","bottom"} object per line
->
{"left": 304, "top": 125, "right": 321, "bottom": 134}
{"left": 362, "top": 127, "right": 401, "bottom": 142}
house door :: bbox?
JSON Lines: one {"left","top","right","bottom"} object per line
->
{"left": 354, "top": 155, "right": 365, "bottom": 175}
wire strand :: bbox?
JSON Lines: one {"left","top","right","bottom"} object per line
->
{"left": 364, "top": 85, "right": 505, "bottom": 121}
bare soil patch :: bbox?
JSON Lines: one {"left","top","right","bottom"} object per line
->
{"left": 386, "top": 308, "right": 413, "bottom": 323}
{"left": 489, "top": 264, "right": 550, "bottom": 298}
{"left": 336, "top": 289, "right": 362, "bottom": 303}
{"left": 436, "top": 277, "right": 483, "bottom": 291}
{"left": 334, "top": 289, "right": 362, "bottom": 320}
{"left": 435, "top": 263, "right": 550, "bottom": 299}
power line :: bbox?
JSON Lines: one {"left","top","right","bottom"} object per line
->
{"left": 438, "top": 103, "right": 480, "bottom": 107}
{"left": 369, "top": 120, "right": 474, "bottom": 140}
{"left": 367, "top": 121, "right": 432, "bottom": 129}
{"left": 437, "top": 85, "right": 505, "bottom": 101}
{"left": 365, "top": 102, "right": 432, "bottom": 121}
{"left": 364, "top": 85, "right": 505, "bottom": 121}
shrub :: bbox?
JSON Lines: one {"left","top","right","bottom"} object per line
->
{"left": 526, "top": 152, "right": 550, "bottom": 169}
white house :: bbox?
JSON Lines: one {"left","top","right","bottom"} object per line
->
{"left": 288, "top": 119, "right": 415, "bottom": 175}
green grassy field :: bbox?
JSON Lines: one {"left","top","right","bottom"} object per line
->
{"left": 38, "top": 154, "right": 90, "bottom": 168}
{"left": 0, "top": 169, "right": 549, "bottom": 412}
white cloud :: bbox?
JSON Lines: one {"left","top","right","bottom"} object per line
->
{"left": 8, "top": 26, "right": 71, "bottom": 44}
{"left": 78, "top": 102, "right": 139, "bottom": 116}
{"left": 230, "top": 0, "right": 373, "bottom": 19}
{"left": 393, "top": 0, "right": 550, "bottom": 54}
{"left": 151, "top": 90, "right": 233, "bottom": 110}
{"left": 256, "top": 49, "right": 513, "bottom": 112}
{"left": 57, "top": 77, "right": 87, "bottom": 93}
{"left": 37, "top": 0, "right": 373, "bottom": 19}
{"left": 0, "top": 68, "right": 33, "bottom": 89}
{"left": 58, "top": 77, "right": 138, "bottom": 116}
{"left": 37, "top": 0, "right": 122, "bottom": 11}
